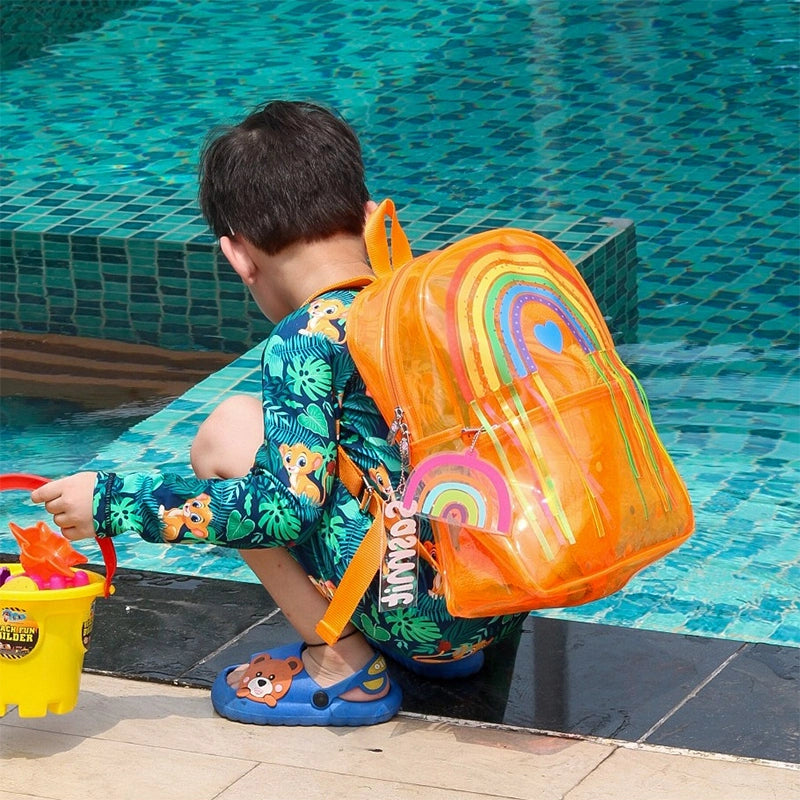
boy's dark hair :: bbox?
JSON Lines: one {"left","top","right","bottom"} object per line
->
{"left": 198, "top": 100, "right": 369, "bottom": 254}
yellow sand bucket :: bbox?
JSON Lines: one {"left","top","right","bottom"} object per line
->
{"left": 0, "top": 563, "right": 109, "bottom": 717}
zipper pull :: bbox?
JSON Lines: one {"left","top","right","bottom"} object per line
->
{"left": 387, "top": 407, "right": 412, "bottom": 496}
{"left": 386, "top": 407, "right": 404, "bottom": 444}
{"left": 398, "top": 426, "right": 411, "bottom": 476}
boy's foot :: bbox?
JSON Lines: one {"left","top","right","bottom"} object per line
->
{"left": 212, "top": 642, "right": 402, "bottom": 726}
{"left": 225, "top": 645, "right": 389, "bottom": 702}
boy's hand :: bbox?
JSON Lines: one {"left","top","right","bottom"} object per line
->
{"left": 30, "top": 472, "right": 98, "bottom": 541}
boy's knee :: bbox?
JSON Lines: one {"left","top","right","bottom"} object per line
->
{"left": 191, "top": 395, "right": 263, "bottom": 479}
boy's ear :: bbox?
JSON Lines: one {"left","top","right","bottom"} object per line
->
{"left": 364, "top": 200, "right": 378, "bottom": 221}
{"left": 219, "top": 235, "right": 257, "bottom": 285}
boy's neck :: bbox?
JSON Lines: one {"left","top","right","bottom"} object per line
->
{"left": 277, "top": 234, "right": 373, "bottom": 302}
{"left": 243, "top": 233, "right": 373, "bottom": 322}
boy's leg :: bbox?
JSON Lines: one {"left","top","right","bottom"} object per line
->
{"left": 191, "top": 394, "right": 386, "bottom": 701}
{"left": 238, "top": 547, "right": 382, "bottom": 701}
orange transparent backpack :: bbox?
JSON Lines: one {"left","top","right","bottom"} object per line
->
{"left": 316, "top": 199, "right": 694, "bottom": 645}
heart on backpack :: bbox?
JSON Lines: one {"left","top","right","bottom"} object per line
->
{"left": 534, "top": 320, "right": 563, "bottom": 354}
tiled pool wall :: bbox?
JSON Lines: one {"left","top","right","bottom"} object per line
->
{"left": 0, "top": 182, "right": 265, "bottom": 352}
{"left": 0, "top": 179, "right": 639, "bottom": 354}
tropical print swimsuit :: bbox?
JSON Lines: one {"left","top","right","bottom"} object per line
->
{"left": 93, "top": 288, "right": 525, "bottom": 663}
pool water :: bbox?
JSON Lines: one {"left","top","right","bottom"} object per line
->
{"left": 0, "top": 395, "right": 162, "bottom": 531}
{"left": 0, "top": 396, "right": 162, "bottom": 475}
{"left": 0, "top": 0, "right": 797, "bottom": 647}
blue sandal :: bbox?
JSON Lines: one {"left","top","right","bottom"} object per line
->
{"left": 210, "top": 642, "right": 402, "bottom": 726}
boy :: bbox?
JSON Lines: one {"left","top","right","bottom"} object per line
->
{"left": 32, "top": 100, "right": 526, "bottom": 727}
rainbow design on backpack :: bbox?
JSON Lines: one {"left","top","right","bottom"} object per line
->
{"left": 446, "top": 240, "right": 609, "bottom": 395}
{"left": 402, "top": 451, "right": 513, "bottom": 534}
{"left": 440, "top": 235, "right": 673, "bottom": 559}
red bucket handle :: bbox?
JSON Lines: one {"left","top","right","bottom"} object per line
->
{"left": 0, "top": 472, "right": 116, "bottom": 597}
{"left": 0, "top": 473, "right": 49, "bottom": 492}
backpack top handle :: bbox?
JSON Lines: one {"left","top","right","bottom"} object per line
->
{"left": 364, "top": 198, "right": 413, "bottom": 277}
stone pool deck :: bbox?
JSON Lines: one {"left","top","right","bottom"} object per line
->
{"left": 1, "top": 671, "right": 796, "bottom": 800}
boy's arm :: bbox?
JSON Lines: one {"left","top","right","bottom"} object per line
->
{"left": 30, "top": 448, "right": 328, "bottom": 548}
{"left": 42, "top": 301, "right": 352, "bottom": 547}
{"left": 90, "top": 466, "right": 327, "bottom": 547}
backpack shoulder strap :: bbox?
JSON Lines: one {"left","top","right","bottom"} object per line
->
{"left": 301, "top": 275, "right": 374, "bottom": 307}
{"left": 313, "top": 203, "right": 410, "bottom": 644}
{"left": 315, "top": 446, "right": 386, "bottom": 645}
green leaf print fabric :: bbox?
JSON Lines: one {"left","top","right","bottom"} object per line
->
{"left": 92, "top": 288, "right": 381, "bottom": 550}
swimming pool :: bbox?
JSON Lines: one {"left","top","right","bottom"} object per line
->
{"left": 0, "top": 395, "right": 158, "bottom": 476}
{"left": 1, "top": 0, "right": 797, "bottom": 647}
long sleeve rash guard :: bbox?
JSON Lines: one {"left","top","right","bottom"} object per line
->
{"left": 92, "top": 288, "right": 397, "bottom": 555}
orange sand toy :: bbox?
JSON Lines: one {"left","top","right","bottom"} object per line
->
{"left": 9, "top": 520, "right": 88, "bottom": 585}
